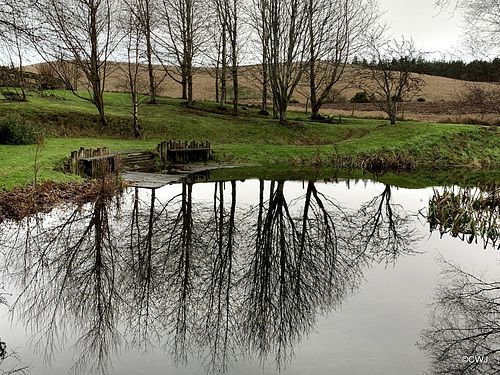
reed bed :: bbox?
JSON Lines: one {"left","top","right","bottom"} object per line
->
{"left": 428, "top": 184, "right": 500, "bottom": 248}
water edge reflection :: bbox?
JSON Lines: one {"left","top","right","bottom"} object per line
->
{"left": 1, "top": 179, "right": 424, "bottom": 374}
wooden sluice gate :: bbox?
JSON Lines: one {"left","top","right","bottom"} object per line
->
{"left": 69, "top": 147, "right": 119, "bottom": 177}
{"left": 157, "top": 140, "right": 212, "bottom": 163}
{"left": 68, "top": 141, "right": 213, "bottom": 178}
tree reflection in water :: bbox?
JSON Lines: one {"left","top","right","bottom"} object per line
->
{"left": 0, "top": 179, "right": 419, "bottom": 374}
{"left": 420, "top": 185, "right": 500, "bottom": 374}
{"left": 355, "top": 184, "right": 419, "bottom": 264}
{"left": 419, "top": 257, "right": 500, "bottom": 374}
{"left": 241, "top": 180, "right": 364, "bottom": 370}
{"left": 1, "top": 188, "right": 122, "bottom": 374}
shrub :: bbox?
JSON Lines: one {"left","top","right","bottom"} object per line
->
{"left": 0, "top": 115, "right": 38, "bottom": 145}
{"left": 290, "top": 98, "right": 300, "bottom": 104}
{"left": 417, "top": 97, "right": 426, "bottom": 102}
{"left": 350, "top": 91, "right": 369, "bottom": 103}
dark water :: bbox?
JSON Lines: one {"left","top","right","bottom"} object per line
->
{"left": 1, "top": 178, "right": 499, "bottom": 375}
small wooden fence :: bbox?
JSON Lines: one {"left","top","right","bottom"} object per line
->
{"left": 69, "top": 147, "right": 120, "bottom": 176}
{"left": 157, "top": 140, "right": 212, "bottom": 163}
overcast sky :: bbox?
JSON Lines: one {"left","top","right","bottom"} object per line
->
{"left": 378, "top": 0, "right": 467, "bottom": 60}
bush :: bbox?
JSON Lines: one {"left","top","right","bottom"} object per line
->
{"left": 417, "top": 97, "right": 426, "bottom": 102}
{"left": 0, "top": 115, "right": 38, "bottom": 145}
{"left": 350, "top": 91, "right": 369, "bottom": 103}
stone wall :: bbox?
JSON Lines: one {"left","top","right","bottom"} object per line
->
{"left": 0, "top": 66, "right": 66, "bottom": 90}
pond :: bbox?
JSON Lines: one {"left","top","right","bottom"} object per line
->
{"left": 1, "top": 175, "right": 500, "bottom": 375}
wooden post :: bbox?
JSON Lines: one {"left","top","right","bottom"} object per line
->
{"left": 71, "top": 151, "right": 77, "bottom": 174}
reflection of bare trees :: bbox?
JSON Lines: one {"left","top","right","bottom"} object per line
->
{"left": 419, "top": 257, "right": 500, "bottom": 374}
{"left": 242, "top": 180, "right": 318, "bottom": 369}
{"left": 122, "top": 187, "right": 162, "bottom": 351}
{"left": 197, "top": 181, "right": 239, "bottom": 373}
{"left": 2, "top": 194, "right": 122, "bottom": 374}
{"left": 0, "top": 179, "right": 419, "bottom": 374}
{"left": 355, "top": 184, "right": 419, "bottom": 264}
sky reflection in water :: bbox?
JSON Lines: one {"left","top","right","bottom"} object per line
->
{"left": 1, "top": 178, "right": 500, "bottom": 375}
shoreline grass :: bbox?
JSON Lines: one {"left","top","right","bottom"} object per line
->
{"left": 1, "top": 90, "right": 500, "bottom": 190}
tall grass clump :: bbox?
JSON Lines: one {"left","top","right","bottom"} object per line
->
{"left": 0, "top": 115, "right": 38, "bottom": 145}
{"left": 427, "top": 184, "right": 500, "bottom": 249}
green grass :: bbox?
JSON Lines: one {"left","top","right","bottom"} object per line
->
{"left": 1, "top": 89, "right": 500, "bottom": 190}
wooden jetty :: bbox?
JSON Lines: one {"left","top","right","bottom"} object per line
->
{"left": 122, "top": 165, "right": 234, "bottom": 189}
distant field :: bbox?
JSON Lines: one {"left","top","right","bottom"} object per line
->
{"left": 25, "top": 62, "right": 500, "bottom": 124}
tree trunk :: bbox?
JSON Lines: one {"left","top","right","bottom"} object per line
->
{"left": 308, "top": 0, "right": 318, "bottom": 118}
{"left": 181, "top": 65, "right": 188, "bottom": 100}
{"left": 145, "top": 29, "right": 156, "bottom": 104}
{"left": 220, "top": 21, "right": 227, "bottom": 109}
{"left": 187, "top": 67, "right": 193, "bottom": 106}
{"left": 261, "top": 61, "right": 267, "bottom": 112}
{"left": 215, "top": 63, "right": 220, "bottom": 103}
{"left": 230, "top": 0, "right": 238, "bottom": 115}
{"left": 278, "top": 97, "right": 287, "bottom": 122}
{"left": 144, "top": 0, "right": 156, "bottom": 104}
{"left": 186, "top": 0, "right": 194, "bottom": 106}
{"left": 232, "top": 62, "right": 238, "bottom": 115}
{"left": 90, "top": 0, "right": 107, "bottom": 126}
{"left": 132, "top": 92, "right": 140, "bottom": 138}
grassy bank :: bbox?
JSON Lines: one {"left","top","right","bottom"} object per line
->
{"left": 1, "top": 90, "right": 500, "bottom": 190}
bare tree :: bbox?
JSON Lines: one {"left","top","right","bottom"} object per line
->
{"left": 209, "top": 0, "right": 228, "bottom": 109}
{"left": 250, "top": 0, "right": 270, "bottom": 115}
{"left": 0, "top": 0, "right": 31, "bottom": 101}
{"left": 28, "top": 0, "right": 120, "bottom": 126}
{"left": 263, "top": 0, "right": 310, "bottom": 122}
{"left": 202, "top": 12, "right": 223, "bottom": 103}
{"left": 157, "top": 0, "right": 205, "bottom": 106}
{"left": 458, "top": 81, "right": 500, "bottom": 119}
{"left": 121, "top": 11, "right": 145, "bottom": 138}
{"left": 303, "top": 0, "right": 381, "bottom": 119}
{"left": 226, "top": 0, "right": 239, "bottom": 115}
{"left": 360, "top": 38, "right": 425, "bottom": 124}
{"left": 125, "top": 0, "right": 160, "bottom": 104}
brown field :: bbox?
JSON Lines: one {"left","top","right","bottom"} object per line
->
{"left": 28, "top": 62, "right": 500, "bottom": 124}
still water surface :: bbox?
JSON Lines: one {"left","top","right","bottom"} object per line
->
{"left": 1, "top": 178, "right": 499, "bottom": 374}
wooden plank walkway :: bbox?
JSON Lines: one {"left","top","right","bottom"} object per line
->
{"left": 121, "top": 172, "right": 182, "bottom": 189}
{"left": 121, "top": 165, "right": 240, "bottom": 189}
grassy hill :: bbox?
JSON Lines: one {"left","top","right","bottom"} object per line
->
{"left": 1, "top": 89, "right": 500, "bottom": 190}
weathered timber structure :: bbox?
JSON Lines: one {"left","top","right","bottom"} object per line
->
{"left": 69, "top": 147, "right": 120, "bottom": 176}
{"left": 157, "top": 140, "right": 212, "bottom": 163}
{"left": 69, "top": 141, "right": 212, "bottom": 177}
